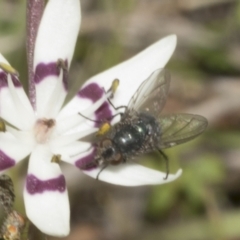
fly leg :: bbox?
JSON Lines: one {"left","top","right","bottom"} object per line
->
{"left": 96, "top": 164, "right": 109, "bottom": 180}
{"left": 78, "top": 78, "right": 123, "bottom": 123}
{"left": 107, "top": 97, "right": 127, "bottom": 113}
{"left": 157, "top": 149, "right": 169, "bottom": 180}
{"left": 79, "top": 110, "right": 124, "bottom": 123}
{"left": 78, "top": 98, "right": 126, "bottom": 123}
{"left": 78, "top": 112, "right": 102, "bottom": 123}
{"left": 105, "top": 78, "right": 127, "bottom": 114}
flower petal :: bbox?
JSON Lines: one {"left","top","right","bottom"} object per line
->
{"left": 83, "top": 163, "right": 182, "bottom": 186}
{"left": 50, "top": 127, "right": 97, "bottom": 149}
{"left": 57, "top": 91, "right": 110, "bottom": 135}
{"left": 0, "top": 54, "right": 35, "bottom": 130}
{"left": 67, "top": 148, "right": 182, "bottom": 186}
{"left": 33, "top": 0, "right": 81, "bottom": 117}
{"left": 63, "top": 147, "right": 96, "bottom": 169}
{"left": 50, "top": 141, "right": 91, "bottom": 161}
{"left": 0, "top": 132, "right": 33, "bottom": 173}
{"left": 59, "top": 35, "right": 177, "bottom": 120}
{"left": 24, "top": 145, "right": 70, "bottom": 236}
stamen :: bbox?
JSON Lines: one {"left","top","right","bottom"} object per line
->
{"left": 77, "top": 89, "right": 114, "bottom": 124}
{"left": 51, "top": 154, "right": 61, "bottom": 163}
{"left": 6, "top": 126, "right": 35, "bottom": 145}
{"left": 107, "top": 78, "right": 119, "bottom": 99}
{"left": 51, "top": 141, "right": 91, "bottom": 161}
{"left": 57, "top": 59, "right": 68, "bottom": 71}
{"left": 43, "top": 68, "right": 66, "bottom": 118}
{"left": 7, "top": 75, "right": 35, "bottom": 129}
{"left": 50, "top": 128, "right": 97, "bottom": 148}
{"left": 57, "top": 91, "right": 111, "bottom": 134}
{"left": 0, "top": 62, "right": 19, "bottom": 76}
{"left": 80, "top": 90, "right": 112, "bottom": 119}
{"left": 0, "top": 119, "right": 6, "bottom": 132}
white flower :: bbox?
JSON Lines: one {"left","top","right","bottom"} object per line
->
{"left": 0, "top": 0, "right": 180, "bottom": 237}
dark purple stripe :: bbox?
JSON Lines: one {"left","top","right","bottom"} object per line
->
{"left": 75, "top": 149, "right": 98, "bottom": 170}
{"left": 26, "top": 174, "right": 66, "bottom": 194}
{"left": 34, "top": 62, "right": 58, "bottom": 84}
{"left": 78, "top": 83, "right": 104, "bottom": 102}
{"left": 0, "top": 150, "right": 15, "bottom": 171}
{"left": 78, "top": 83, "right": 112, "bottom": 127}
{"left": 34, "top": 61, "right": 68, "bottom": 90}
{"left": 94, "top": 101, "right": 112, "bottom": 127}
{"left": 0, "top": 72, "right": 22, "bottom": 88}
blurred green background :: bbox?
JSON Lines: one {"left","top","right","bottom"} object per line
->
{"left": 1, "top": 0, "right": 240, "bottom": 239}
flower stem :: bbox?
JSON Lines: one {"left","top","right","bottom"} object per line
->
{"left": 26, "top": 0, "right": 45, "bottom": 109}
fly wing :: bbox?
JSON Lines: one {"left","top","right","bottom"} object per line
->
{"left": 125, "top": 69, "right": 170, "bottom": 117}
{"left": 158, "top": 113, "right": 208, "bottom": 149}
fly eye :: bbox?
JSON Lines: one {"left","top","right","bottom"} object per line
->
{"left": 101, "top": 139, "right": 112, "bottom": 148}
{"left": 110, "top": 153, "right": 122, "bottom": 165}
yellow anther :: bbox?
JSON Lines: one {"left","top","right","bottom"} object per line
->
{"left": 0, "top": 63, "right": 19, "bottom": 76}
{"left": 57, "top": 59, "right": 68, "bottom": 71}
{"left": 0, "top": 119, "right": 6, "bottom": 132}
{"left": 51, "top": 154, "right": 61, "bottom": 163}
{"left": 111, "top": 79, "right": 119, "bottom": 94}
{"left": 96, "top": 122, "right": 111, "bottom": 136}
{"left": 108, "top": 79, "right": 120, "bottom": 98}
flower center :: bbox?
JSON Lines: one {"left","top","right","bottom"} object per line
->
{"left": 34, "top": 118, "right": 56, "bottom": 144}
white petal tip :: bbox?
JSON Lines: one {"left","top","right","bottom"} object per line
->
{"left": 162, "top": 34, "right": 177, "bottom": 49}
{"left": 84, "top": 163, "right": 182, "bottom": 187}
{"left": 167, "top": 34, "right": 177, "bottom": 39}
{"left": 0, "top": 53, "right": 9, "bottom": 65}
{"left": 174, "top": 168, "right": 182, "bottom": 178}
{"left": 24, "top": 190, "right": 70, "bottom": 237}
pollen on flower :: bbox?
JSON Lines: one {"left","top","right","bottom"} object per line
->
{"left": 33, "top": 118, "right": 56, "bottom": 144}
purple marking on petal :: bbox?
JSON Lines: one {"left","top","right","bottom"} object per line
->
{"left": 0, "top": 72, "right": 22, "bottom": 88}
{"left": 0, "top": 150, "right": 15, "bottom": 171}
{"left": 94, "top": 101, "right": 112, "bottom": 127}
{"left": 26, "top": 174, "right": 66, "bottom": 194}
{"left": 75, "top": 149, "right": 98, "bottom": 170}
{"left": 34, "top": 61, "right": 69, "bottom": 90}
{"left": 78, "top": 83, "right": 113, "bottom": 127}
{"left": 11, "top": 75, "right": 22, "bottom": 87}
{"left": 34, "top": 62, "right": 59, "bottom": 84}
{"left": 78, "top": 83, "right": 104, "bottom": 102}
{"left": 0, "top": 72, "right": 8, "bottom": 88}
